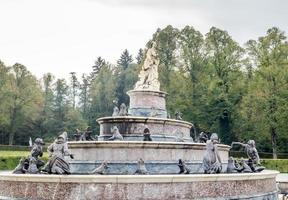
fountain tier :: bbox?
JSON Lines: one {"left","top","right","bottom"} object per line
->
{"left": 68, "top": 141, "right": 229, "bottom": 174}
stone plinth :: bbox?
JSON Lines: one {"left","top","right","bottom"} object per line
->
{"left": 96, "top": 116, "right": 193, "bottom": 142}
{"left": 127, "top": 90, "right": 167, "bottom": 118}
{"left": 67, "top": 141, "right": 229, "bottom": 174}
{"left": 0, "top": 170, "right": 279, "bottom": 200}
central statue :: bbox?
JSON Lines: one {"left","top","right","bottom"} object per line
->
{"left": 134, "top": 41, "right": 160, "bottom": 91}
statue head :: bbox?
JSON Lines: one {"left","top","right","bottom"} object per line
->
{"left": 34, "top": 138, "right": 45, "bottom": 145}
{"left": 247, "top": 140, "right": 255, "bottom": 147}
{"left": 56, "top": 131, "right": 67, "bottom": 143}
{"left": 210, "top": 133, "right": 219, "bottom": 143}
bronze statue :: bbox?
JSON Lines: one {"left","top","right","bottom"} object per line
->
{"left": 43, "top": 132, "right": 74, "bottom": 174}
{"left": 12, "top": 158, "right": 27, "bottom": 174}
{"left": 202, "top": 133, "right": 222, "bottom": 174}
{"left": 198, "top": 132, "right": 208, "bottom": 143}
{"left": 178, "top": 159, "right": 190, "bottom": 174}
{"left": 143, "top": 126, "right": 152, "bottom": 141}
{"left": 74, "top": 128, "right": 82, "bottom": 141}
{"left": 231, "top": 140, "right": 265, "bottom": 173}
{"left": 81, "top": 126, "right": 94, "bottom": 141}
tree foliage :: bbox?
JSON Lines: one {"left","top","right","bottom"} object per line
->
{"left": 0, "top": 25, "right": 288, "bottom": 158}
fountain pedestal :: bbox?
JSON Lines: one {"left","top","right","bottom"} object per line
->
{"left": 127, "top": 90, "right": 167, "bottom": 118}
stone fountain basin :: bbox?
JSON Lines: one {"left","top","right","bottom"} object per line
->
{"left": 68, "top": 141, "right": 229, "bottom": 174}
{"left": 0, "top": 170, "right": 279, "bottom": 200}
{"left": 96, "top": 116, "right": 193, "bottom": 142}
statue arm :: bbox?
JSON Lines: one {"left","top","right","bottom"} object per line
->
{"left": 231, "top": 142, "right": 246, "bottom": 148}
{"left": 63, "top": 143, "right": 74, "bottom": 159}
{"left": 215, "top": 146, "right": 222, "bottom": 164}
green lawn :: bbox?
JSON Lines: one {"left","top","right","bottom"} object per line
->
{"left": 0, "top": 150, "right": 48, "bottom": 157}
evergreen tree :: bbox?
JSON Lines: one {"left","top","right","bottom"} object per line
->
{"left": 117, "top": 49, "right": 133, "bottom": 69}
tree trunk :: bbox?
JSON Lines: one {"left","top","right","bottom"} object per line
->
{"left": 271, "top": 126, "right": 277, "bottom": 159}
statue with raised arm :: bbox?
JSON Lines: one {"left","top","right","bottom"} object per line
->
{"left": 231, "top": 140, "right": 265, "bottom": 172}
{"left": 231, "top": 140, "right": 260, "bottom": 165}
{"left": 134, "top": 41, "right": 160, "bottom": 91}
{"left": 43, "top": 132, "right": 74, "bottom": 174}
{"left": 202, "top": 133, "right": 222, "bottom": 174}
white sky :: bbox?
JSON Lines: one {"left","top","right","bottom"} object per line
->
{"left": 0, "top": 0, "right": 287, "bottom": 79}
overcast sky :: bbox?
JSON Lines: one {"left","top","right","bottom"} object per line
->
{"left": 0, "top": 0, "right": 287, "bottom": 79}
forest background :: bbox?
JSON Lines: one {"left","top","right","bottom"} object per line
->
{"left": 1, "top": 25, "right": 288, "bottom": 159}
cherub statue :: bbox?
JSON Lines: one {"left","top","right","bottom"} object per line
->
{"left": 202, "top": 133, "right": 222, "bottom": 174}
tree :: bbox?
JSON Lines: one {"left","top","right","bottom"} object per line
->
{"left": 90, "top": 57, "right": 106, "bottom": 81}
{"left": 7, "top": 63, "right": 43, "bottom": 145}
{"left": 246, "top": 27, "right": 288, "bottom": 158}
{"left": 117, "top": 49, "right": 133, "bottom": 70}
{"left": 155, "top": 25, "right": 179, "bottom": 91}
{"left": 69, "top": 72, "right": 79, "bottom": 109}
{"left": 136, "top": 48, "right": 144, "bottom": 64}
{"left": 53, "top": 79, "right": 69, "bottom": 133}
{"left": 79, "top": 74, "right": 90, "bottom": 118}
{"left": 204, "top": 27, "right": 244, "bottom": 144}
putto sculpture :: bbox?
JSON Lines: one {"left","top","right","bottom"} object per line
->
{"left": 134, "top": 41, "right": 160, "bottom": 91}
{"left": 81, "top": 126, "right": 95, "bottom": 141}
{"left": 231, "top": 140, "right": 265, "bottom": 172}
{"left": 43, "top": 132, "right": 74, "bottom": 174}
{"left": 202, "top": 133, "right": 222, "bottom": 174}
{"left": 226, "top": 157, "right": 239, "bottom": 173}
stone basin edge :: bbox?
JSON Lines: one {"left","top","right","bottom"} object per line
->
{"left": 0, "top": 170, "right": 279, "bottom": 184}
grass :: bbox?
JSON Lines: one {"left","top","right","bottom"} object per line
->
{"left": 0, "top": 150, "right": 49, "bottom": 157}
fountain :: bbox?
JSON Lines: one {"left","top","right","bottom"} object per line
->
{"left": 0, "top": 41, "right": 279, "bottom": 199}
